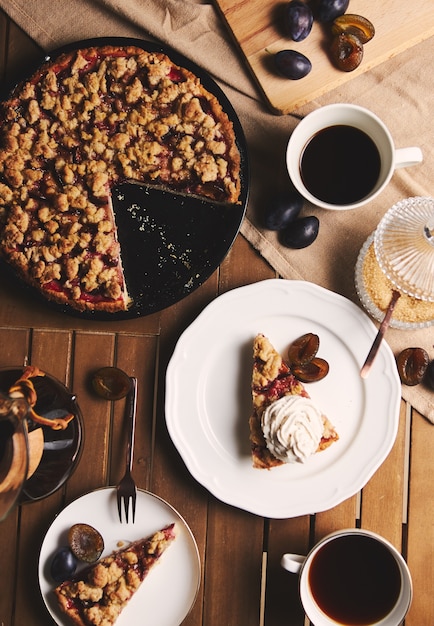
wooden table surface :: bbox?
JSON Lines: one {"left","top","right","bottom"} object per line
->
{"left": 1, "top": 10, "right": 433, "bottom": 626}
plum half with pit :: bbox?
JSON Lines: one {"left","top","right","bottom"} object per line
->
{"left": 396, "top": 347, "right": 429, "bottom": 386}
{"left": 287, "top": 332, "right": 330, "bottom": 383}
{"left": 68, "top": 523, "right": 104, "bottom": 563}
{"left": 330, "top": 32, "right": 364, "bottom": 72}
{"left": 288, "top": 333, "right": 320, "bottom": 366}
{"left": 332, "top": 13, "right": 375, "bottom": 44}
{"left": 292, "top": 357, "right": 330, "bottom": 382}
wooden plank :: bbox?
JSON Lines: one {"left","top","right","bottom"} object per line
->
{"left": 62, "top": 332, "right": 116, "bottom": 503}
{"left": 406, "top": 409, "right": 434, "bottom": 626}
{"left": 214, "top": 0, "right": 434, "bottom": 113}
{"left": 202, "top": 501, "right": 264, "bottom": 626}
{"left": 199, "top": 237, "right": 269, "bottom": 625}
{"left": 220, "top": 232, "right": 277, "bottom": 290}
{"left": 14, "top": 329, "right": 73, "bottom": 626}
{"left": 0, "top": 508, "right": 20, "bottom": 625}
{"left": 15, "top": 497, "right": 66, "bottom": 626}
{"left": 0, "top": 327, "right": 30, "bottom": 366}
{"left": 265, "top": 516, "right": 310, "bottom": 626}
{"left": 109, "top": 333, "right": 157, "bottom": 490}
{"left": 28, "top": 328, "right": 73, "bottom": 381}
{"left": 359, "top": 399, "right": 408, "bottom": 548}
{"left": 153, "top": 279, "right": 221, "bottom": 626}
{"left": 314, "top": 496, "right": 358, "bottom": 538}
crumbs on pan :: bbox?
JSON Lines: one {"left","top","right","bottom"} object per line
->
{"left": 127, "top": 203, "right": 193, "bottom": 271}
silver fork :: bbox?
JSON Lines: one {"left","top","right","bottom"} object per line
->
{"left": 116, "top": 376, "right": 137, "bottom": 523}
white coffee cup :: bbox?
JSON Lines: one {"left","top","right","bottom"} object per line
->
{"left": 286, "top": 103, "right": 423, "bottom": 210}
{"left": 281, "top": 528, "right": 412, "bottom": 626}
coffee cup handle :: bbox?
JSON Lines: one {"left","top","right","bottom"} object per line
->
{"left": 394, "top": 147, "right": 423, "bottom": 169}
{"left": 281, "top": 553, "right": 306, "bottom": 574}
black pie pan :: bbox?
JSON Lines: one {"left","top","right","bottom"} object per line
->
{"left": 0, "top": 37, "right": 249, "bottom": 320}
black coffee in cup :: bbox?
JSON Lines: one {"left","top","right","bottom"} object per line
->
{"left": 300, "top": 125, "right": 381, "bottom": 205}
{"left": 308, "top": 534, "right": 402, "bottom": 625}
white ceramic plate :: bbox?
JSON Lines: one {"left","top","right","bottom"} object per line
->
{"left": 39, "top": 488, "right": 200, "bottom": 626}
{"left": 165, "top": 279, "right": 401, "bottom": 519}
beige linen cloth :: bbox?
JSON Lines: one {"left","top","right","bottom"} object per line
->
{"left": 2, "top": 0, "right": 434, "bottom": 421}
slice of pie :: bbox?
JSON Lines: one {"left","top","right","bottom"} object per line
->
{"left": 0, "top": 44, "right": 241, "bottom": 313}
{"left": 249, "top": 334, "right": 338, "bottom": 468}
{"left": 54, "top": 523, "right": 176, "bottom": 626}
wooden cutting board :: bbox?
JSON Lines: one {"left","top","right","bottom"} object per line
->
{"left": 214, "top": 0, "right": 434, "bottom": 114}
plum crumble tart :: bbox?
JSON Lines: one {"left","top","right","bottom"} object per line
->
{"left": 0, "top": 44, "right": 241, "bottom": 312}
{"left": 250, "top": 334, "right": 338, "bottom": 468}
{"left": 54, "top": 523, "right": 176, "bottom": 626}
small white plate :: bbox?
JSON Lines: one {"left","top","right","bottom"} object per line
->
{"left": 165, "top": 279, "right": 401, "bottom": 519}
{"left": 39, "top": 487, "right": 200, "bottom": 626}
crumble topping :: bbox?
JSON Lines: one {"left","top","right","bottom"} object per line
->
{"left": 0, "top": 44, "right": 241, "bottom": 313}
{"left": 55, "top": 525, "right": 176, "bottom": 626}
{"left": 250, "top": 335, "right": 338, "bottom": 469}
{"left": 253, "top": 333, "right": 284, "bottom": 386}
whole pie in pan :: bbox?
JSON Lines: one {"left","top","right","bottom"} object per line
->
{"left": 0, "top": 43, "right": 241, "bottom": 313}
{"left": 54, "top": 523, "right": 176, "bottom": 626}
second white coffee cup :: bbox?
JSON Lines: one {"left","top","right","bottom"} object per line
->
{"left": 286, "top": 104, "right": 423, "bottom": 211}
{"left": 281, "top": 528, "right": 412, "bottom": 626}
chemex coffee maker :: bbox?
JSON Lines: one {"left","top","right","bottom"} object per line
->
{"left": 0, "top": 392, "right": 29, "bottom": 521}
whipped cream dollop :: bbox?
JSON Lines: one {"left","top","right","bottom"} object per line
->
{"left": 261, "top": 395, "right": 324, "bottom": 463}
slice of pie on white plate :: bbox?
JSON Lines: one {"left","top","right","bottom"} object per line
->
{"left": 54, "top": 523, "right": 176, "bottom": 626}
{"left": 249, "top": 334, "right": 338, "bottom": 469}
